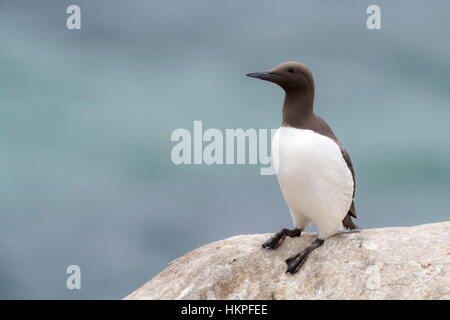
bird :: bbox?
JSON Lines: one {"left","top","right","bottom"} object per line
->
{"left": 246, "top": 61, "right": 358, "bottom": 274}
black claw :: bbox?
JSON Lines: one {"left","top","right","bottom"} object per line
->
{"left": 285, "top": 239, "right": 325, "bottom": 274}
{"left": 262, "top": 228, "right": 301, "bottom": 250}
{"left": 262, "top": 236, "right": 282, "bottom": 249}
{"left": 285, "top": 253, "right": 306, "bottom": 274}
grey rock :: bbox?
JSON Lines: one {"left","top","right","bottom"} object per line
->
{"left": 125, "top": 222, "right": 450, "bottom": 300}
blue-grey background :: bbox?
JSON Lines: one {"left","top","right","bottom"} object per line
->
{"left": 1, "top": 0, "right": 449, "bottom": 299}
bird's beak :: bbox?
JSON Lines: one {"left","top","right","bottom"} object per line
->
{"left": 246, "top": 71, "right": 278, "bottom": 81}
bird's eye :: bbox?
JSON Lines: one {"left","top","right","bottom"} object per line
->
{"left": 288, "top": 67, "right": 294, "bottom": 73}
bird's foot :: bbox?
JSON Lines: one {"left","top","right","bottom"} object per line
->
{"left": 285, "top": 251, "right": 309, "bottom": 274}
{"left": 285, "top": 239, "right": 324, "bottom": 274}
{"left": 262, "top": 233, "right": 285, "bottom": 249}
{"left": 262, "top": 228, "right": 301, "bottom": 249}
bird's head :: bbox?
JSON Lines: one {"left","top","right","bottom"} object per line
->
{"left": 246, "top": 61, "right": 314, "bottom": 94}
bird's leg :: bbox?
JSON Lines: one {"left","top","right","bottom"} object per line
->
{"left": 262, "top": 228, "right": 301, "bottom": 249}
{"left": 285, "top": 238, "right": 324, "bottom": 274}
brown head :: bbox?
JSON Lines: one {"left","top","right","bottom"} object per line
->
{"left": 246, "top": 61, "right": 315, "bottom": 126}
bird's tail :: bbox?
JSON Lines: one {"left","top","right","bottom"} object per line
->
{"left": 342, "top": 213, "right": 360, "bottom": 230}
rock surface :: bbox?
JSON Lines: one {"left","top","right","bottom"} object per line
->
{"left": 125, "top": 222, "right": 450, "bottom": 300}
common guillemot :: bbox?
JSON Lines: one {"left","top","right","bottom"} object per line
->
{"left": 247, "top": 61, "right": 358, "bottom": 274}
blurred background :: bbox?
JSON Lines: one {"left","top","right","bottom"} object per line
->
{"left": 1, "top": 0, "right": 449, "bottom": 299}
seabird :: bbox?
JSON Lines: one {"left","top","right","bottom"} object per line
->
{"left": 247, "top": 61, "right": 358, "bottom": 274}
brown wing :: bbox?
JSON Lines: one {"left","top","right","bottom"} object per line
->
{"left": 336, "top": 142, "right": 357, "bottom": 217}
{"left": 335, "top": 141, "right": 358, "bottom": 229}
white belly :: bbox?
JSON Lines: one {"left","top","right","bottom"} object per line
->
{"left": 272, "top": 127, "right": 354, "bottom": 239}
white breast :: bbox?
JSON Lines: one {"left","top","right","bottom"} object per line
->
{"left": 272, "top": 127, "right": 354, "bottom": 239}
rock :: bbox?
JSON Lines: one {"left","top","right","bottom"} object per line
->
{"left": 125, "top": 222, "right": 450, "bottom": 300}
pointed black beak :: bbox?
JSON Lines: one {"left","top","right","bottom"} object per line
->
{"left": 246, "top": 71, "right": 278, "bottom": 81}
